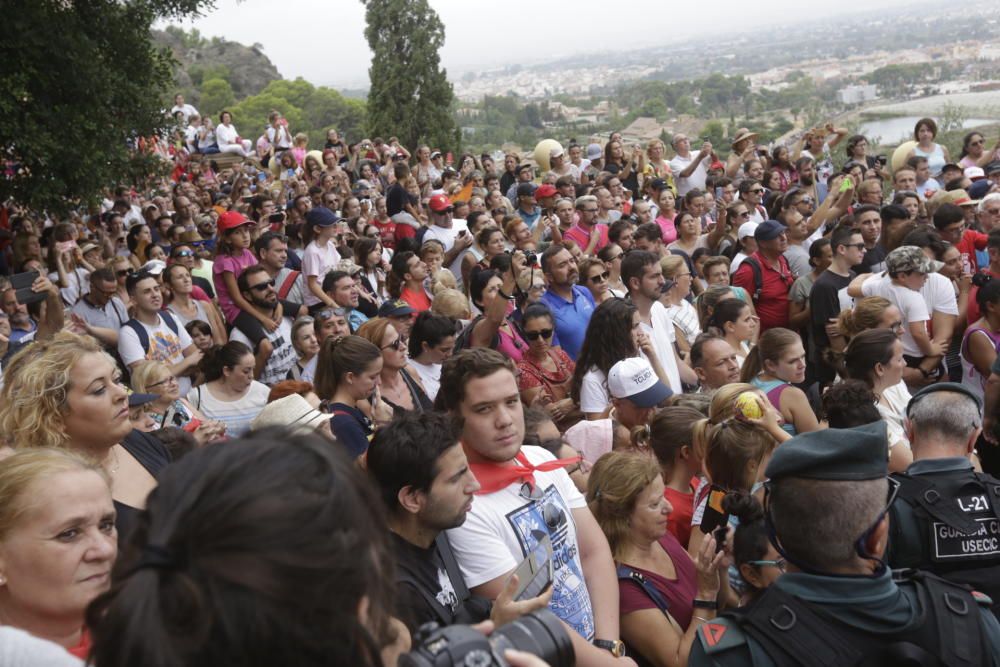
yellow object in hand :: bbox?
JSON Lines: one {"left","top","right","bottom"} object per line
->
{"left": 735, "top": 392, "right": 763, "bottom": 420}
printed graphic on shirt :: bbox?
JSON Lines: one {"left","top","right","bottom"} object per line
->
{"left": 505, "top": 484, "right": 595, "bottom": 640}
{"left": 149, "top": 330, "right": 183, "bottom": 363}
{"left": 435, "top": 567, "right": 459, "bottom": 610}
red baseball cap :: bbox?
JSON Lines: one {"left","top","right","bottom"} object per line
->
{"left": 534, "top": 184, "right": 558, "bottom": 199}
{"left": 218, "top": 211, "right": 253, "bottom": 232}
{"left": 428, "top": 194, "right": 453, "bottom": 212}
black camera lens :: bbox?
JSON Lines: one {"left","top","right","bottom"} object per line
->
{"left": 489, "top": 609, "right": 574, "bottom": 667}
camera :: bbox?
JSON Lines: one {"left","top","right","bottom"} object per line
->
{"left": 400, "top": 609, "right": 573, "bottom": 667}
{"left": 523, "top": 251, "right": 537, "bottom": 266}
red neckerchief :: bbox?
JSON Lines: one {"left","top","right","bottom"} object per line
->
{"left": 470, "top": 450, "right": 581, "bottom": 495}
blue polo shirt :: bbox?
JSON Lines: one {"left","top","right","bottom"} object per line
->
{"left": 540, "top": 285, "right": 595, "bottom": 361}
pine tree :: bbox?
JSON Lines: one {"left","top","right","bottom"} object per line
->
{"left": 362, "top": 0, "right": 457, "bottom": 151}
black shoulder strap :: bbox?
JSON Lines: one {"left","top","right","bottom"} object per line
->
{"left": 742, "top": 257, "right": 763, "bottom": 302}
{"left": 894, "top": 473, "right": 980, "bottom": 534}
{"left": 396, "top": 570, "right": 453, "bottom": 627}
{"left": 435, "top": 533, "right": 470, "bottom": 605}
{"left": 124, "top": 318, "right": 150, "bottom": 354}
{"left": 617, "top": 564, "right": 671, "bottom": 618}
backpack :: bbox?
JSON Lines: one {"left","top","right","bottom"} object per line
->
{"left": 124, "top": 311, "right": 181, "bottom": 355}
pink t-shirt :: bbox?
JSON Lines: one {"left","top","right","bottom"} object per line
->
{"left": 563, "top": 223, "right": 609, "bottom": 253}
{"left": 213, "top": 249, "right": 257, "bottom": 323}
{"left": 655, "top": 214, "right": 677, "bottom": 244}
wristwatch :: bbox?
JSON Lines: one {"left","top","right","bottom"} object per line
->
{"left": 593, "top": 639, "right": 626, "bottom": 657}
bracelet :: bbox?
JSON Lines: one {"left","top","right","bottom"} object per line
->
{"left": 693, "top": 598, "right": 718, "bottom": 610}
{"left": 693, "top": 615, "right": 713, "bottom": 623}
{"left": 498, "top": 289, "right": 516, "bottom": 301}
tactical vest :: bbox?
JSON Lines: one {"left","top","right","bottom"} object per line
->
{"left": 724, "top": 570, "right": 988, "bottom": 667}
{"left": 888, "top": 469, "right": 1000, "bottom": 617}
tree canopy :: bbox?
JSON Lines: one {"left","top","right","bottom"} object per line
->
{"left": 362, "top": 0, "right": 457, "bottom": 151}
{"left": 0, "top": 0, "right": 214, "bottom": 213}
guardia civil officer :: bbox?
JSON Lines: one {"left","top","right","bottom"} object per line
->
{"left": 887, "top": 382, "right": 1000, "bottom": 619}
{"left": 689, "top": 422, "right": 1000, "bottom": 667}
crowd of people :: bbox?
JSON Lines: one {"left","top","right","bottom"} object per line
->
{"left": 4, "top": 104, "right": 1000, "bottom": 666}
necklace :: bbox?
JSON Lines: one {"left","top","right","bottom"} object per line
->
{"left": 105, "top": 446, "right": 120, "bottom": 476}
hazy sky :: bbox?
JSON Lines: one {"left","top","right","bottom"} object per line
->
{"left": 169, "top": 0, "right": 925, "bottom": 89}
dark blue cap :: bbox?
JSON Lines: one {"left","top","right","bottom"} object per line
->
{"left": 305, "top": 206, "right": 340, "bottom": 228}
{"left": 755, "top": 219, "right": 786, "bottom": 241}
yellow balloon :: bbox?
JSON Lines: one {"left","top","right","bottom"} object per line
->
{"left": 735, "top": 392, "right": 763, "bottom": 420}
{"left": 891, "top": 140, "right": 917, "bottom": 174}
{"left": 533, "top": 139, "right": 563, "bottom": 173}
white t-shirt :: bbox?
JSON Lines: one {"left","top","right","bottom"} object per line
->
{"left": 215, "top": 122, "right": 240, "bottom": 148}
{"left": 187, "top": 380, "right": 270, "bottom": 437}
{"left": 579, "top": 367, "right": 610, "bottom": 414}
{"left": 423, "top": 221, "right": 470, "bottom": 282}
{"left": 0, "top": 626, "right": 82, "bottom": 667}
{"left": 446, "top": 445, "right": 596, "bottom": 640}
{"left": 170, "top": 103, "right": 198, "bottom": 123}
{"left": 48, "top": 267, "right": 91, "bottom": 307}
{"left": 861, "top": 275, "right": 929, "bottom": 357}
{"left": 668, "top": 153, "right": 710, "bottom": 196}
{"left": 664, "top": 299, "right": 701, "bottom": 345}
{"left": 118, "top": 313, "right": 194, "bottom": 395}
{"left": 301, "top": 239, "right": 342, "bottom": 306}
{"left": 230, "top": 316, "right": 297, "bottom": 386}
{"left": 643, "top": 301, "right": 683, "bottom": 393}
{"left": 409, "top": 360, "right": 441, "bottom": 402}
{"left": 921, "top": 272, "right": 959, "bottom": 317}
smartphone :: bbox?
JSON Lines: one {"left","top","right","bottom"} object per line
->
{"left": 713, "top": 525, "right": 728, "bottom": 554}
{"left": 457, "top": 229, "right": 467, "bottom": 238}
{"left": 268, "top": 212, "right": 286, "bottom": 224}
{"left": 699, "top": 486, "right": 729, "bottom": 537}
{"left": 10, "top": 271, "right": 46, "bottom": 306}
{"left": 258, "top": 172, "right": 267, "bottom": 182}
{"left": 511, "top": 534, "right": 554, "bottom": 601}
{"left": 839, "top": 178, "right": 852, "bottom": 193}
{"left": 55, "top": 240, "right": 77, "bottom": 254}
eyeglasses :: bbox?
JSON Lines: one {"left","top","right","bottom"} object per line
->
{"left": 589, "top": 271, "right": 610, "bottom": 284}
{"left": 583, "top": 208, "right": 599, "bottom": 213}
{"left": 492, "top": 208, "right": 506, "bottom": 215}
{"left": 316, "top": 307, "right": 349, "bottom": 320}
{"left": 147, "top": 375, "right": 178, "bottom": 389}
{"left": 887, "top": 320, "right": 904, "bottom": 332}
{"left": 845, "top": 243, "right": 867, "bottom": 250}
{"left": 381, "top": 337, "right": 405, "bottom": 351}
{"left": 985, "top": 208, "right": 1000, "bottom": 216}
{"left": 523, "top": 328, "right": 554, "bottom": 341}
{"left": 172, "top": 250, "right": 194, "bottom": 258}
{"left": 747, "top": 558, "right": 786, "bottom": 572}
{"left": 736, "top": 211, "right": 750, "bottom": 218}
{"left": 749, "top": 188, "right": 764, "bottom": 194}
{"left": 249, "top": 279, "right": 276, "bottom": 292}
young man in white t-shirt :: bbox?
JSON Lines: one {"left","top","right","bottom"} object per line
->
{"left": 438, "top": 348, "right": 630, "bottom": 664}
{"left": 621, "top": 250, "right": 697, "bottom": 394}
{"left": 118, "top": 272, "right": 201, "bottom": 396}
{"left": 853, "top": 246, "right": 945, "bottom": 380}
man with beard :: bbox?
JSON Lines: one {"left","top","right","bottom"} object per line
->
{"left": 795, "top": 156, "right": 828, "bottom": 203}
{"left": 732, "top": 221, "right": 795, "bottom": 332}
{"left": 539, "top": 244, "right": 595, "bottom": 361}
{"left": 367, "top": 411, "right": 551, "bottom": 633}
{"left": 232, "top": 265, "right": 296, "bottom": 384}
{"left": 853, "top": 205, "right": 886, "bottom": 275}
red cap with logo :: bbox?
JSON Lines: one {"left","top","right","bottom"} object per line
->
{"left": 428, "top": 194, "right": 453, "bottom": 212}
{"left": 534, "top": 184, "right": 558, "bottom": 199}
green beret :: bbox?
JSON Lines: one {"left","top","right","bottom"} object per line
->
{"left": 765, "top": 422, "right": 889, "bottom": 482}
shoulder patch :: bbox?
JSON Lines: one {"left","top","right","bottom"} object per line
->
{"left": 972, "top": 590, "right": 994, "bottom": 606}
{"left": 698, "top": 618, "right": 747, "bottom": 654}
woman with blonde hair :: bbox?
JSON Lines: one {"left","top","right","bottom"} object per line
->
{"left": 0, "top": 332, "right": 168, "bottom": 537}
{"left": 0, "top": 448, "right": 117, "bottom": 658}
{"left": 660, "top": 255, "right": 700, "bottom": 352}
{"left": 587, "top": 450, "right": 724, "bottom": 667}
{"left": 128, "top": 360, "right": 225, "bottom": 444}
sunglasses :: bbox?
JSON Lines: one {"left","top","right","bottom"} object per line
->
{"left": 381, "top": 337, "right": 405, "bottom": 351}
{"left": 747, "top": 558, "right": 786, "bottom": 572}
{"left": 116, "top": 269, "right": 133, "bottom": 277}
{"left": 589, "top": 271, "right": 610, "bottom": 284}
{"left": 172, "top": 250, "right": 195, "bottom": 258}
{"left": 492, "top": 208, "right": 506, "bottom": 215}
{"left": 249, "top": 279, "right": 276, "bottom": 292}
{"left": 522, "top": 328, "right": 554, "bottom": 341}
{"left": 749, "top": 188, "right": 764, "bottom": 194}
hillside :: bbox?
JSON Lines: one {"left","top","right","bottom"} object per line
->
{"left": 154, "top": 26, "right": 281, "bottom": 101}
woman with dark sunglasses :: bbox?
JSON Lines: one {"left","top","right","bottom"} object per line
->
{"left": 355, "top": 317, "right": 432, "bottom": 416}
{"left": 578, "top": 257, "right": 614, "bottom": 305}
{"left": 598, "top": 243, "right": 627, "bottom": 297}
{"left": 516, "top": 303, "right": 578, "bottom": 430}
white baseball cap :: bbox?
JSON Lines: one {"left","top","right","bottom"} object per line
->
{"left": 738, "top": 221, "right": 759, "bottom": 240}
{"left": 607, "top": 357, "right": 672, "bottom": 408}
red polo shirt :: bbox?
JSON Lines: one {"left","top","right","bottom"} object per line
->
{"left": 732, "top": 250, "right": 794, "bottom": 331}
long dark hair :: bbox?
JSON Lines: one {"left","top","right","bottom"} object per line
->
{"left": 843, "top": 329, "right": 898, "bottom": 387}
{"left": 571, "top": 298, "right": 638, "bottom": 404}
{"left": 199, "top": 341, "right": 253, "bottom": 382}
{"left": 87, "top": 432, "right": 395, "bottom": 667}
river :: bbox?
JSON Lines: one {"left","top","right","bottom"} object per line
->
{"left": 859, "top": 116, "right": 998, "bottom": 144}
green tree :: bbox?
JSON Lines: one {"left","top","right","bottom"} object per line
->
{"left": 362, "top": 0, "right": 457, "bottom": 151}
{"left": 1, "top": 0, "right": 212, "bottom": 212}
{"left": 199, "top": 78, "right": 237, "bottom": 119}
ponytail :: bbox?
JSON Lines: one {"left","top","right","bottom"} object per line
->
{"left": 739, "top": 344, "right": 763, "bottom": 383}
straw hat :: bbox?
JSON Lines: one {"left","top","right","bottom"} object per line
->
{"left": 730, "top": 128, "right": 758, "bottom": 149}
